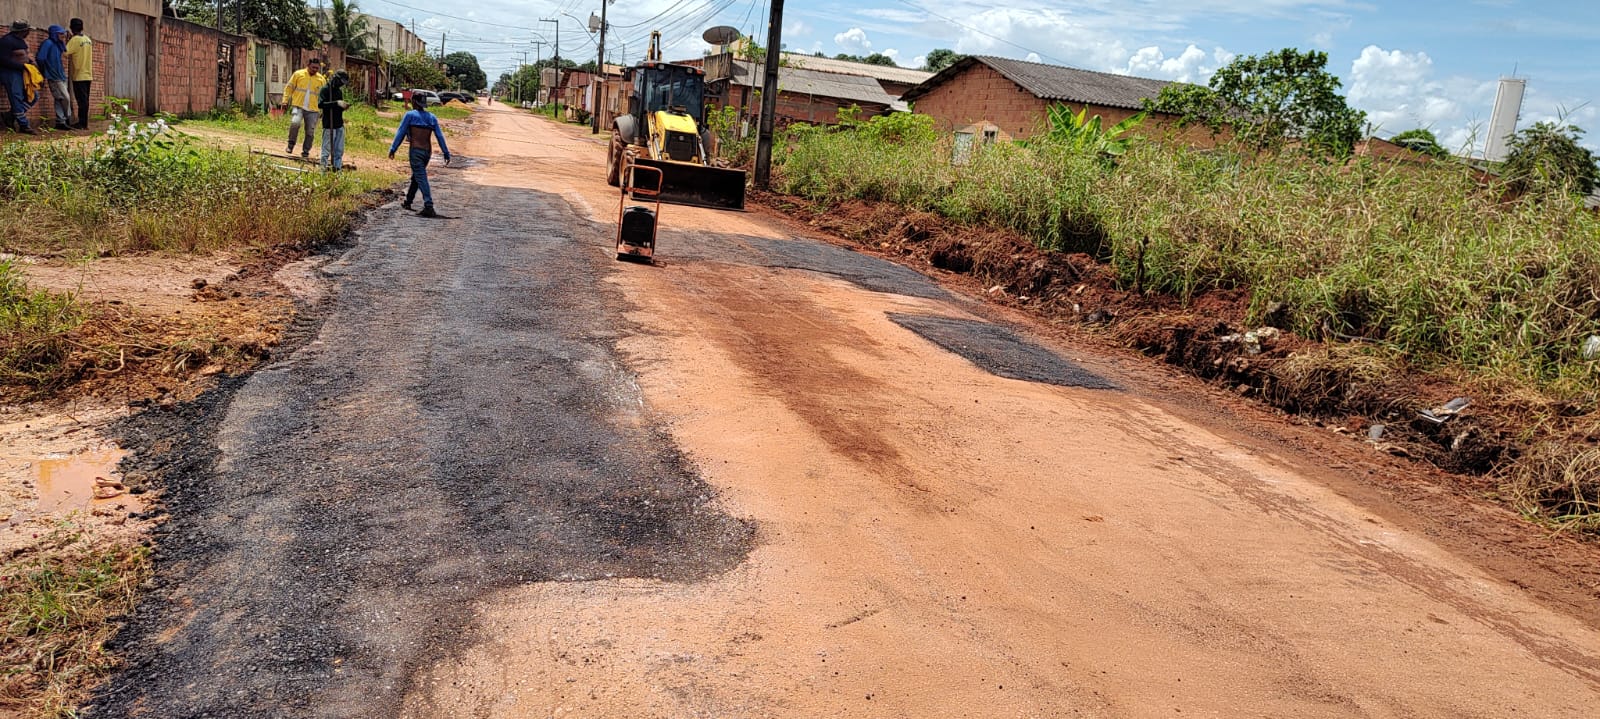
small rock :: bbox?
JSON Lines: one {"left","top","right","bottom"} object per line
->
{"left": 1583, "top": 335, "right": 1600, "bottom": 361}
{"left": 1367, "top": 424, "right": 1386, "bottom": 440}
{"left": 191, "top": 278, "right": 208, "bottom": 290}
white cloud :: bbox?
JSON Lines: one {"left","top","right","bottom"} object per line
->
{"left": 1349, "top": 46, "right": 1476, "bottom": 134}
{"left": 1026, "top": 52, "right": 1041, "bottom": 63}
{"left": 911, "top": 54, "right": 927, "bottom": 69}
{"left": 785, "top": 20, "right": 811, "bottom": 37}
{"left": 883, "top": 48, "right": 901, "bottom": 61}
{"left": 834, "top": 27, "right": 872, "bottom": 53}
{"left": 1124, "top": 43, "right": 1223, "bottom": 83}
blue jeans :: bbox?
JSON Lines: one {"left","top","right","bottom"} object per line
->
{"left": 0, "top": 71, "right": 30, "bottom": 130}
{"left": 406, "top": 147, "right": 433, "bottom": 206}
{"left": 321, "top": 127, "right": 345, "bottom": 170}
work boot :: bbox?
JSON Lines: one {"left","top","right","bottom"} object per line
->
{"left": 286, "top": 144, "right": 295, "bottom": 154}
{"left": 401, "top": 201, "right": 413, "bottom": 211}
{"left": 418, "top": 205, "right": 438, "bottom": 218}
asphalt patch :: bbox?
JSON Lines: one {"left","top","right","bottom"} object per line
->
{"left": 91, "top": 178, "right": 753, "bottom": 718}
{"left": 889, "top": 313, "right": 1117, "bottom": 390}
{"left": 660, "top": 230, "right": 949, "bottom": 300}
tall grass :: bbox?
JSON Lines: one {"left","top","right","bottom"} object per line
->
{"left": 0, "top": 260, "right": 82, "bottom": 386}
{"left": 0, "top": 129, "right": 386, "bottom": 257}
{"left": 776, "top": 119, "right": 1600, "bottom": 399}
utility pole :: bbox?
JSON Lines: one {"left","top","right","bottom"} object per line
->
{"left": 540, "top": 18, "right": 560, "bottom": 116}
{"left": 439, "top": 32, "right": 445, "bottom": 60}
{"left": 532, "top": 41, "right": 544, "bottom": 104}
{"left": 517, "top": 51, "right": 528, "bottom": 104}
{"left": 753, "top": 0, "right": 784, "bottom": 188}
{"left": 594, "top": 0, "right": 608, "bottom": 134}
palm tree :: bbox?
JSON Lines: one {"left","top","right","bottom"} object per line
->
{"left": 329, "top": 0, "right": 372, "bottom": 57}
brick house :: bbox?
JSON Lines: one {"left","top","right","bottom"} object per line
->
{"left": 902, "top": 55, "right": 1212, "bottom": 145}
{"left": 703, "top": 58, "right": 897, "bottom": 131}
{"left": 778, "top": 53, "right": 931, "bottom": 100}
{"left": 4, "top": 0, "right": 162, "bottom": 124}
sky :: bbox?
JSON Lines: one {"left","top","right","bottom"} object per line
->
{"left": 351, "top": 0, "right": 1600, "bottom": 153}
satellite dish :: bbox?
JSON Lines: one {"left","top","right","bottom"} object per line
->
{"left": 703, "top": 26, "right": 740, "bottom": 46}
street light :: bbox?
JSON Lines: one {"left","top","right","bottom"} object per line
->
{"left": 540, "top": 18, "right": 560, "bottom": 116}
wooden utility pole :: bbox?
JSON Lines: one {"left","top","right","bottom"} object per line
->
{"left": 541, "top": 18, "right": 560, "bottom": 116}
{"left": 753, "top": 0, "right": 784, "bottom": 188}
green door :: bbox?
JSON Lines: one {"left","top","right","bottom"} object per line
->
{"left": 253, "top": 46, "right": 268, "bottom": 107}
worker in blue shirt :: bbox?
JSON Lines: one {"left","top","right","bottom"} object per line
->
{"left": 389, "top": 94, "right": 451, "bottom": 217}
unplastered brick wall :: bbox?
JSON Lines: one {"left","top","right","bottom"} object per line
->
{"left": 159, "top": 18, "right": 246, "bottom": 115}
{"left": 0, "top": 30, "right": 107, "bottom": 127}
{"left": 913, "top": 64, "right": 1051, "bottom": 140}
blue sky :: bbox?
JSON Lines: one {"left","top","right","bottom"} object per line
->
{"left": 357, "top": 0, "right": 1599, "bottom": 152}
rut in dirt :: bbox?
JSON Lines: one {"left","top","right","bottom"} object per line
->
{"left": 91, "top": 169, "right": 753, "bottom": 719}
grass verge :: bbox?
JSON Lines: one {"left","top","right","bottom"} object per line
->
{"left": 773, "top": 113, "right": 1600, "bottom": 533}
{"left": 0, "top": 526, "right": 150, "bottom": 717}
{"left": 183, "top": 102, "right": 469, "bottom": 157}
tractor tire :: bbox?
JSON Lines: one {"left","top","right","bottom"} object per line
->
{"left": 606, "top": 131, "right": 624, "bottom": 187}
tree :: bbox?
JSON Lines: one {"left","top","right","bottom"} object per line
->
{"left": 1147, "top": 48, "right": 1366, "bottom": 156}
{"left": 328, "top": 0, "right": 372, "bottom": 57}
{"left": 1502, "top": 121, "right": 1600, "bottom": 196}
{"left": 172, "top": 0, "right": 318, "bottom": 48}
{"left": 443, "top": 51, "right": 487, "bottom": 92}
{"left": 390, "top": 51, "right": 447, "bottom": 90}
{"left": 830, "top": 53, "right": 896, "bottom": 66}
{"left": 1389, "top": 128, "right": 1448, "bottom": 158}
{"left": 921, "top": 48, "right": 963, "bottom": 72}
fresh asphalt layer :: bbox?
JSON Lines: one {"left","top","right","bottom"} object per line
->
{"left": 91, "top": 159, "right": 1117, "bottom": 718}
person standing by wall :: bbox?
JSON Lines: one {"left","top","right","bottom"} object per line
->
{"left": 64, "top": 18, "right": 90, "bottom": 130}
{"left": 283, "top": 57, "right": 326, "bottom": 158}
{"left": 37, "top": 24, "right": 71, "bottom": 131}
{"left": 1, "top": 20, "right": 34, "bottom": 135}
{"left": 389, "top": 93, "right": 451, "bottom": 217}
{"left": 318, "top": 70, "right": 349, "bottom": 170}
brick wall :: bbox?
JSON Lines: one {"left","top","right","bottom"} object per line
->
{"left": 159, "top": 18, "right": 246, "bottom": 116}
{"left": 912, "top": 63, "right": 1220, "bottom": 147}
{"left": 0, "top": 30, "right": 108, "bottom": 127}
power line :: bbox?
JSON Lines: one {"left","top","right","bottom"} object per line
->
{"left": 609, "top": 0, "right": 700, "bottom": 30}
{"left": 888, "top": 0, "right": 1063, "bottom": 65}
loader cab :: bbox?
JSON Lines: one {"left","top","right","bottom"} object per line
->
{"left": 626, "top": 63, "right": 706, "bottom": 126}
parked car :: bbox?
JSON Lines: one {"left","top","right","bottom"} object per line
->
{"left": 438, "top": 91, "right": 476, "bottom": 104}
{"left": 391, "top": 89, "right": 442, "bottom": 106}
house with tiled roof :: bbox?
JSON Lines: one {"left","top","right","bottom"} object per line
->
{"left": 902, "top": 55, "right": 1217, "bottom": 145}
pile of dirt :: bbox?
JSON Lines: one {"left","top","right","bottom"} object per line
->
{"left": 763, "top": 193, "right": 1590, "bottom": 520}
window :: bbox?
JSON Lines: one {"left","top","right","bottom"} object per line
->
{"left": 983, "top": 128, "right": 998, "bottom": 144}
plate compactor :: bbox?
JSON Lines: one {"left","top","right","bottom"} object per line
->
{"left": 616, "top": 164, "right": 662, "bottom": 263}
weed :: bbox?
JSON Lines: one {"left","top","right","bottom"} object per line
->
{"left": 0, "top": 527, "right": 150, "bottom": 717}
{"left": 0, "top": 261, "right": 83, "bottom": 388}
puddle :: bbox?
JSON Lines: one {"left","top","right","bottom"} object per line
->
{"left": 35, "top": 445, "right": 144, "bottom": 514}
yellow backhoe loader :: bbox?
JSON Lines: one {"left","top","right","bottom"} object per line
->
{"left": 605, "top": 33, "right": 746, "bottom": 210}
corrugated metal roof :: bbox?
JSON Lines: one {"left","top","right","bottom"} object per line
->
{"left": 779, "top": 53, "right": 933, "bottom": 86}
{"left": 903, "top": 56, "right": 1178, "bottom": 111}
{"left": 732, "top": 60, "right": 897, "bottom": 107}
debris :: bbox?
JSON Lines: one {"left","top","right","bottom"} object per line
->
{"left": 1419, "top": 397, "right": 1471, "bottom": 424}
{"left": 191, "top": 278, "right": 208, "bottom": 290}
{"left": 1583, "top": 335, "right": 1600, "bottom": 361}
{"left": 987, "top": 285, "right": 1006, "bottom": 294}
{"left": 1367, "top": 424, "right": 1386, "bottom": 441}
{"left": 1219, "top": 326, "right": 1282, "bottom": 355}
{"left": 1084, "top": 309, "right": 1113, "bottom": 325}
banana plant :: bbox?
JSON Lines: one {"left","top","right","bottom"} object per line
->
{"left": 1030, "top": 104, "right": 1148, "bottom": 158}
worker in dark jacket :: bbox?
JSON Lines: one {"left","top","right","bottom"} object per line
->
{"left": 1, "top": 20, "right": 35, "bottom": 134}
{"left": 389, "top": 94, "right": 451, "bottom": 217}
{"left": 318, "top": 70, "right": 349, "bottom": 170}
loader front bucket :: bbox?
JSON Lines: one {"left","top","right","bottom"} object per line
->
{"left": 631, "top": 158, "right": 747, "bottom": 211}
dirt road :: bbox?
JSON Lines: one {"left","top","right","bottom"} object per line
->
{"left": 95, "top": 104, "right": 1600, "bottom": 718}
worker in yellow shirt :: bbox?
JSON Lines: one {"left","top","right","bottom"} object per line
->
{"left": 282, "top": 56, "right": 327, "bottom": 158}
{"left": 65, "top": 18, "right": 91, "bottom": 129}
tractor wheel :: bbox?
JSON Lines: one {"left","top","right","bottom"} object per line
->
{"left": 606, "top": 131, "right": 623, "bottom": 187}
